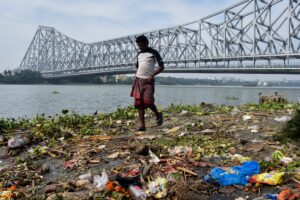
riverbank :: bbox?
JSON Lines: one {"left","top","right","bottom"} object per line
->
{"left": 0, "top": 102, "right": 300, "bottom": 199}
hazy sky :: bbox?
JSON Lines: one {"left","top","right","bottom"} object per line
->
{"left": 0, "top": 0, "right": 299, "bottom": 81}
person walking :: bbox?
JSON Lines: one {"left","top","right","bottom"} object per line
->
{"left": 130, "top": 35, "right": 164, "bottom": 131}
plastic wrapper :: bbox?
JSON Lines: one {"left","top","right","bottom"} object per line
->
{"left": 249, "top": 172, "right": 285, "bottom": 185}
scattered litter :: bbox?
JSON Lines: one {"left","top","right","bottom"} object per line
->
{"left": 231, "top": 107, "right": 241, "bottom": 115}
{"left": 136, "top": 134, "right": 160, "bottom": 140}
{"left": 176, "top": 167, "right": 197, "bottom": 176}
{"left": 97, "top": 145, "right": 106, "bottom": 150}
{"left": 87, "top": 135, "right": 112, "bottom": 141}
{"left": 204, "top": 161, "right": 260, "bottom": 186}
{"left": 249, "top": 172, "right": 285, "bottom": 185}
{"left": 168, "top": 146, "right": 192, "bottom": 156}
{"left": 130, "top": 185, "right": 147, "bottom": 200}
{"left": 178, "top": 132, "right": 186, "bottom": 137}
{"left": 201, "top": 129, "right": 217, "bottom": 134}
{"left": 93, "top": 170, "right": 109, "bottom": 190}
{"left": 231, "top": 154, "right": 252, "bottom": 163}
{"left": 79, "top": 172, "right": 92, "bottom": 181}
{"left": 64, "top": 160, "right": 76, "bottom": 169}
{"left": 107, "top": 152, "right": 120, "bottom": 159}
{"left": 181, "top": 110, "right": 188, "bottom": 115}
{"left": 264, "top": 194, "right": 278, "bottom": 200}
{"left": 126, "top": 120, "right": 133, "bottom": 126}
{"left": 242, "top": 115, "right": 252, "bottom": 121}
{"left": 8, "top": 135, "right": 25, "bottom": 149}
{"left": 280, "top": 157, "right": 293, "bottom": 165}
{"left": 278, "top": 188, "right": 300, "bottom": 200}
{"left": 149, "top": 149, "right": 160, "bottom": 164}
{"left": 1, "top": 102, "right": 299, "bottom": 199}
{"left": 166, "top": 126, "right": 180, "bottom": 134}
{"left": 75, "top": 179, "right": 90, "bottom": 187}
{"left": 234, "top": 198, "right": 246, "bottom": 200}
{"left": 248, "top": 125, "right": 259, "bottom": 133}
{"left": 272, "top": 150, "right": 293, "bottom": 165}
{"left": 147, "top": 177, "right": 168, "bottom": 199}
{"left": 88, "top": 159, "right": 100, "bottom": 164}
{"left": 0, "top": 185, "right": 17, "bottom": 199}
{"left": 274, "top": 116, "right": 291, "bottom": 122}
{"left": 272, "top": 150, "right": 285, "bottom": 160}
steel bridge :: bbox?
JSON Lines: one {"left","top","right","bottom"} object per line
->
{"left": 19, "top": 0, "right": 300, "bottom": 78}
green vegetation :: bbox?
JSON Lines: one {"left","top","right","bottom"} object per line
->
{"left": 1, "top": 102, "right": 298, "bottom": 141}
{"left": 0, "top": 106, "right": 137, "bottom": 141}
{"left": 165, "top": 103, "right": 235, "bottom": 115}
{"left": 241, "top": 102, "right": 299, "bottom": 112}
{"left": 0, "top": 70, "right": 45, "bottom": 84}
{"left": 153, "top": 134, "right": 233, "bottom": 157}
{"left": 280, "top": 108, "right": 300, "bottom": 140}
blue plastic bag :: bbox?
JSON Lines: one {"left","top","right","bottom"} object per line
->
{"left": 264, "top": 194, "right": 278, "bottom": 200}
{"left": 204, "top": 161, "right": 260, "bottom": 186}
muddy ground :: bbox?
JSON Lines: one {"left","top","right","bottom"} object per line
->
{"left": 0, "top": 103, "right": 299, "bottom": 200}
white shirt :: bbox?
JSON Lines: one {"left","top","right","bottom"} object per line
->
{"left": 136, "top": 47, "right": 163, "bottom": 79}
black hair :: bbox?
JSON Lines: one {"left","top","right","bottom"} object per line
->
{"left": 136, "top": 35, "right": 149, "bottom": 44}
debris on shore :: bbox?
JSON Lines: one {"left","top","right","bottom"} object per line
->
{"left": 0, "top": 102, "right": 299, "bottom": 199}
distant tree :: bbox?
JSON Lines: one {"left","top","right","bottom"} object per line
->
{"left": 1, "top": 70, "right": 44, "bottom": 84}
{"left": 0, "top": 73, "right": 4, "bottom": 83}
{"left": 14, "top": 70, "right": 44, "bottom": 83}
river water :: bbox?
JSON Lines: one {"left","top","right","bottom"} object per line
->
{"left": 0, "top": 84, "right": 299, "bottom": 118}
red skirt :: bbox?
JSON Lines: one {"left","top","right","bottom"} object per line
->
{"left": 130, "top": 77, "right": 155, "bottom": 108}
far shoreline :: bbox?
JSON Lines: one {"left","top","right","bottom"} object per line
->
{"left": 2, "top": 83, "right": 300, "bottom": 88}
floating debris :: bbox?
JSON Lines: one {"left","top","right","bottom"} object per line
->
{"left": 51, "top": 90, "right": 59, "bottom": 94}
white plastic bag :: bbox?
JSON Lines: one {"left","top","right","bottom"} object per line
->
{"left": 93, "top": 170, "right": 108, "bottom": 190}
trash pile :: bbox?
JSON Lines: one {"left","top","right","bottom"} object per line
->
{"left": 0, "top": 102, "right": 299, "bottom": 199}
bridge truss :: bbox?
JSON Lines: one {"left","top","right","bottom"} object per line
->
{"left": 19, "top": 0, "right": 300, "bottom": 78}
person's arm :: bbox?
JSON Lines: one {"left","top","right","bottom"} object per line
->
{"left": 150, "top": 63, "right": 164, "bottom": 78}
{"left": 135, "top": 53, "right": 139, "bottom": 76}
{"left": 149, "top": 50, "right": 164, "bottom": 79}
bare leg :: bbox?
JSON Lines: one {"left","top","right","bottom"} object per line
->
{"left": 149, "top": 104, "right": 159, "bottom": 117}
{"left": 149, "top": 104, "right": 163, "bottom": 126}
{"left": 138, "top": 108, "right": 146, "bottom": 129}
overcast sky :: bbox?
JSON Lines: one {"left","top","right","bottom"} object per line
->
{"left": 0, "top": 0, "right": 299, "bottom": 81}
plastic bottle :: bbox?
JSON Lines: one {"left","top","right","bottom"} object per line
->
{"left": 129, "top": 185, "right": 147, "bottom": 200}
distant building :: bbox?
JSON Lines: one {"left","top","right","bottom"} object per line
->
{"left": 99, "top": 76, "right": 108, "bottom": 83}
{"left": 115, "top": 75, "right": 128, "bottom": 83}
{"left": 258, "top": 81, "right": 268, "bottom": 87}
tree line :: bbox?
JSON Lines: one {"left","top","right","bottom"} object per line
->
{"left": 1, "top": 70, "right": 299, "bottom": 87}
{"left": 0, "top": 70, "right": 45, "bottom": 84}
